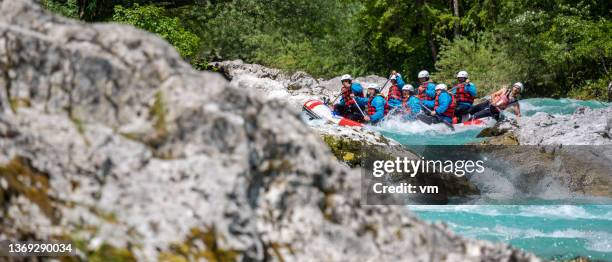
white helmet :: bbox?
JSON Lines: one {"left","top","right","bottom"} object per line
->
{"left": 512, "top": 82, "right": 524, "bottom": 92}
{"left": 402, "top": 84, "right": 414, "bottom": 92}
{"left": 389, "top": 75, "right": 397, "bottom": 80}
{"left": 435, "top": 83, "right": 448, "bottom": 91}
{"left": 367, "top": 83, "right": 379, "bottom": 91}
{"left": 340, "top": 74, "right": 352, "bottom": 82}
{"left": 418, "top": 70, "right": 430, "bottom": 78}
{"left": 457, "top": 71, "right": 468, "bottom": 78}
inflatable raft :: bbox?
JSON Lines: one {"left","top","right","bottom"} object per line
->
{"left": 303, "top": 99, "right": 363, "bottom": 127}
{"left": 302, "top": 99, "right": 495, "bottom": 128}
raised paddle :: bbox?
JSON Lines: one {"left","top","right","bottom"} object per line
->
{"left": 328, "top": 92, "right": 343, "bottom": 107}
{"left": 379, "top": 78, "right": 391, "bottom": 96}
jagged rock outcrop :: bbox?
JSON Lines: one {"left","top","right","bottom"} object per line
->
{"left": 479, "top": 106, "right": 612, "bottom": 146}
{"left": 0, "top": 1, "right": 539, "bottom": 261}
{"left": 476, "top": 107, "right": 612, "bottom": 197}
{"left": 214, "top": 59, "right": 388, "bottom": 111}
{"left": 516, "top": 107, "right": 612, "bottom": 145}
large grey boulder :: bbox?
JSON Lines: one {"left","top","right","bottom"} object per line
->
{"left": 0, "top": 1, "right": 538, "bottom": 261}
{"left": 516, "top": 106, "right": 612, "bottom": 145}
{"left": 479, "top": 105, "right": 612, "bottom": 146}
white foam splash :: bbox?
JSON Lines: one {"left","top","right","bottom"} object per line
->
{"left": 437, "top": 221, "right": 612, "bottom": 253}
{"left": 374, "top": 113, "right": 486, "bottom": 135}
{"left": 516, "top": 205, "right": 612, "bottom": 221}
{"left": 492, "top": 226, "right": 612, "bottom": 253}
{"left": 409, "top": 205, "right": 612, "bottom": 221}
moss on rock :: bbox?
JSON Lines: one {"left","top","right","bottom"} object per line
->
{"left": 9, "top": 97, "right": 32, "bottom": 112}
{"left": 148, "top": 91, "right": 169, "bottom": 148}
{"left": 322, "top": 134, "right": 390, "bottom": 167}
{"left": 161, "top": 227, "right": 239, "bottom": 262}
{"left": 0, "top": 156, "right": 58, "bottom": 223}
{"left": 87, "top": 244, "right": 136, "bottom": 262}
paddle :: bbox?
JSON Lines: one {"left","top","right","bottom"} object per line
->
{"left": 302, "top": 104, "right": 321, "bottom": 120}
{"left": 328, "top": 93, "right": 342, "bottom": 107}
{"left": 379, "top": 78, "right": 391, "bottom": 96}
{"left": 351, "top": 97, "right": 368, "bottom": 119}
{"left": 419, "top": 102, "right": 455, "bottom": 131}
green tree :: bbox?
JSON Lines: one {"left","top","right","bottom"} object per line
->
{"left": 496, "top": 1, "right": 611, "bottom": 98}
{"left": 112, "top": 4, "right": 201, "bottom": 59}
{"left": 42, "top": 0, "right": 612, "bottom": 100}
{"left": 173, "top": 0, "right": 367, "bottom": 77}
{"left": 42, "top": 0, "right": 79, "bottom": 19}
{"left": 433, "top": 34, "right": 522, "bottom": 96}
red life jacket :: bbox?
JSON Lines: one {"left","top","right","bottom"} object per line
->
{"left": 454, "top": 83, "right": 474, "bottom": 104}
{"left": 434, "top": 91, "right": 456, "bottom": 118}
{"left": 495, "top": 89, "right": 516, "bottom": 109}
{"left": 418, "top": 82, "right": 434, "bottom": 101}
{"left": 387, "top": 85, "right": 402, "bottom": 100}
{"left": 341, "top": 89, "right": 356, "bottom": 106}
{"left": 367, "top": 95, "right": 390, "bottom": 116}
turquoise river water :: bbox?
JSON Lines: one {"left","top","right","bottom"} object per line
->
{"left": 303, "top": 98, "right": 611, "bottom": 260}
{"left": 376, "top": 98, "right": 611, "bottom": 261}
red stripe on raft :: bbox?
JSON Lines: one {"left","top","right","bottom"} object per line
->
{"left": 305, "top": 100, "right": 323, "bottom": 110}
{"left": 338, "top": 118, "right": 363, "bottom": 127}
{"left": 461, "top": 119, "right": 484, "bottom": 126}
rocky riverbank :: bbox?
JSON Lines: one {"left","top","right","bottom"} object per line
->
{"left": 0, "top": 0, "right": 537, "bottom": 261}
{"left": 478, "top": 106, "right": 612, "bottom": 145}
{"left": 475, "top": 107, "right": 612, "bottom": 198}
{"left": 213, "top": 59, "right": 395, "bottom": 144}
{"left": 215, "top": 59, "right": 612, "bottom": 200}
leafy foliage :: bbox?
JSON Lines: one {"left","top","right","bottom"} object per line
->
{"left": 43, "top": 0, "right": 612, "bottom": 100}
{"left": 496, "top": 5, "right": 612, "bottom": 98}
{"left": 433, "top": 34, "right": 522, "bottom": 96}
{"left": 41, "top": 0, "right": 79, "bottom": 19}
{"left": 171, "top": 0, "right": 368, "bottom": 77}
{"left": 112, "top": 4, "right": 200, "bottom": 59}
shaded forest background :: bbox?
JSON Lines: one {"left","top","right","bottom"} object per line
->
{"left": 42, "top": 0, "right": 611, "bottom": 100}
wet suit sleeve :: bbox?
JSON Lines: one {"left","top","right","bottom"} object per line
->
{"left": 370, "top": 96, "right": 386, "bottom": 123}
{"left": 466, "top": 83, "right": 477, "bottom": 97}
{"left": 435, "top": 92, "right": 451, "bottom": 115}
{"left": 426, "top": 83, "right": 436, "bottom": 100}
{"left": 396, "top": 75, "right": 405, "bottom": 88}
{"left": 354, "top": 96, "right": 368, "bottom": 107}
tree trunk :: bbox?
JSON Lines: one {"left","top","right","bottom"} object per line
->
{"left": 453, "top": 0, "right": 461, "bottom": 37}
{"left": 417, "top": 0, "right": 438, "bottom": 65}
{"left": 425, "top": 23, "right": 438, "bottom": 65}
{"left": 78, "top": 0, "right": 87, "bottom": 19}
